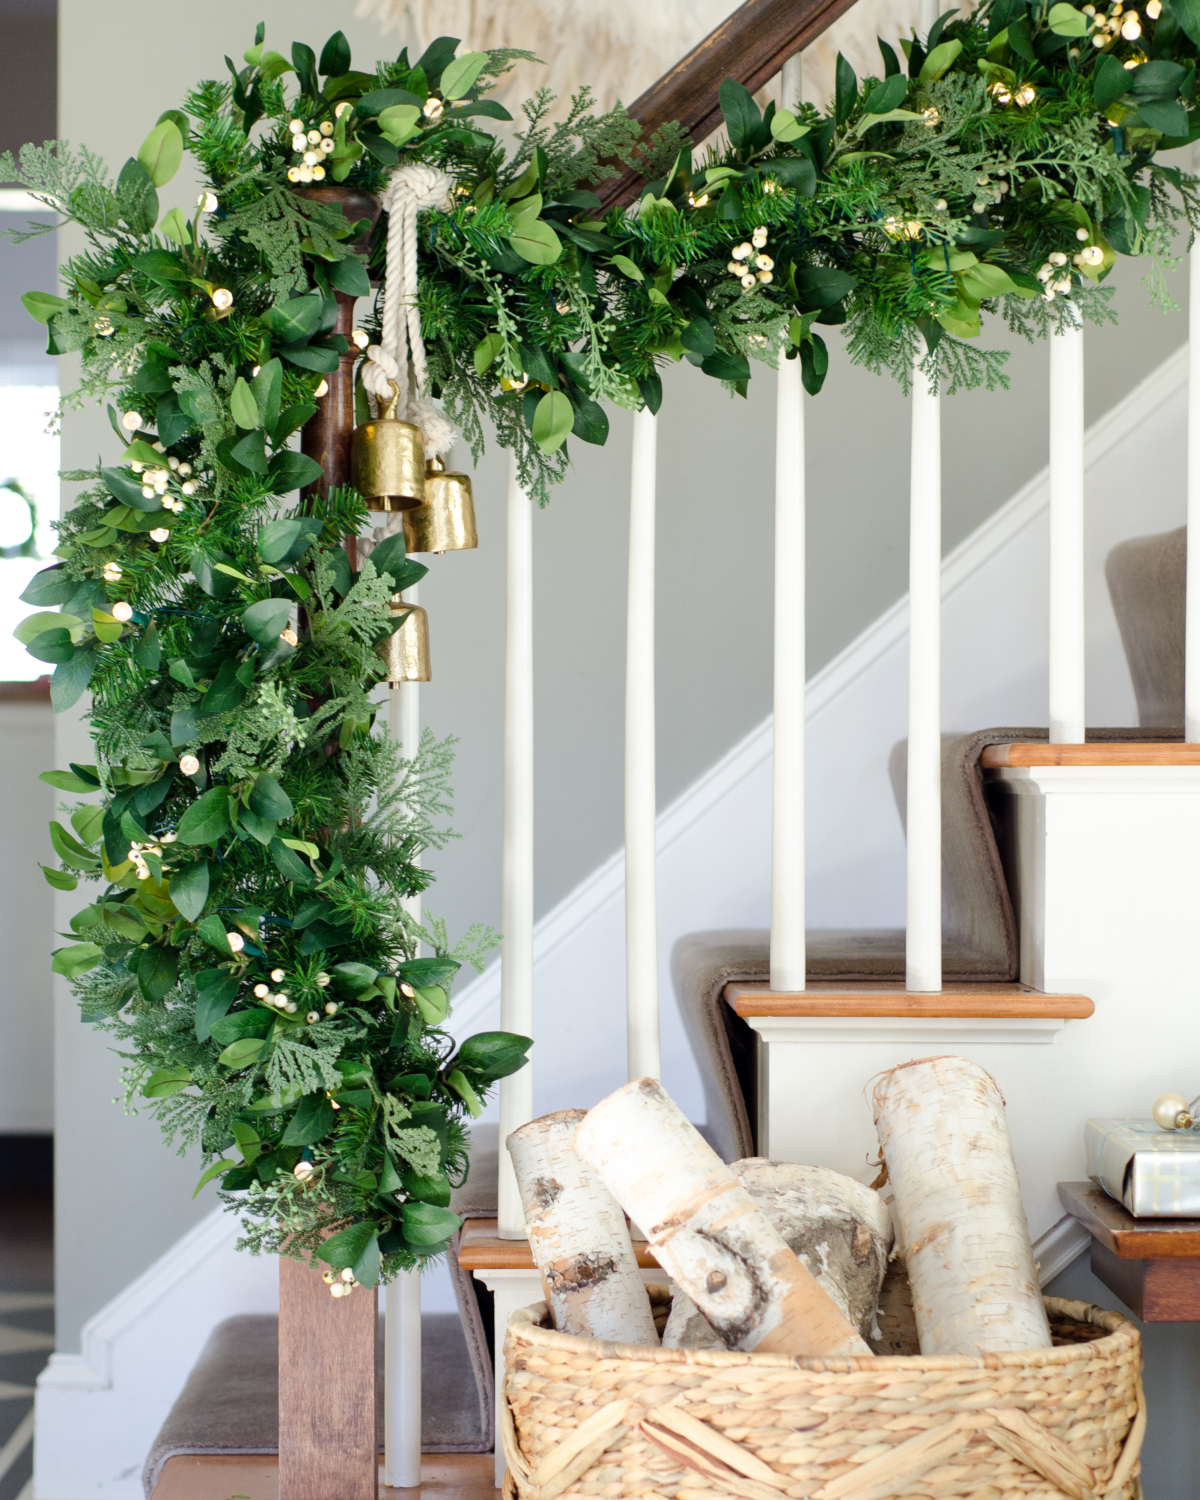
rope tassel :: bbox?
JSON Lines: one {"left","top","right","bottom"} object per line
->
{"left": 361, "top": 162, "right": 458, "bottom": 459}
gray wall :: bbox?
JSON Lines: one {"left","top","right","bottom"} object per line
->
{"left": 54, "top": 0, "right": 1192, "bottom": 1349}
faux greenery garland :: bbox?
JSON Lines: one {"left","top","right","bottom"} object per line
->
{"left": 5, "top": 0, "right": 1198, "bottom": 1285}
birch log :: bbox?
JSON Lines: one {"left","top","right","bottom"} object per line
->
{"left": 507, "top": 1110, "right": 658, "bottom": 1345}
{"left": 871, "top": 1055, "right": 1051, "bottom": 1355}
{"left": 574, "top": 1080, "right": 871, "bottom": 1357}
{"left": 662, "top": 1161, "right": 892, "bottom": 1348}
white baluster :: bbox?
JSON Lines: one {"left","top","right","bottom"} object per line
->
{"left": 626, "top": 407, "right": 660, "bottom": 1080}
{"left": 498, "top": 451, "right": 535, "bottom": 1236}
{"left": 1049, "top": 321, "right": 1085, "bottom": 743}
{"left": 385, "top": 639, "right": 422, "bottom": 1486}
{"left": 384, "top": 1268, "right": 422, "bottom": 1487}
{"left": 770, "top": 51, "right": 806, "bottom": 997}
{"left": 907, "top": 362, "right": 942, "bottom": 993}
{"left": 1188, "top": 216, "right": 1200, "bottom": 740}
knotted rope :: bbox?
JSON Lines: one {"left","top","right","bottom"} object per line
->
{"left": 361, "top": 161, "right": 457, "bottom": 458}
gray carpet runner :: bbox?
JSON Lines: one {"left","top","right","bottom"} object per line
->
{"left": 142, "top": 1310, "right": 488, "bottom": 1496}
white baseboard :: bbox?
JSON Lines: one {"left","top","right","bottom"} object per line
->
{"left": 1033, "top": 1215, "right": 1092, "bottom": 1287}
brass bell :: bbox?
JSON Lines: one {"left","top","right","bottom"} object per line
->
{"left": 378, "top": 593, "right": 431, "bottom": 684}
{"left": 402, "top": 457, "right": 478, "bottom": 554}
{"left": 351, "top": 381, "right": 425, "bottom": 512}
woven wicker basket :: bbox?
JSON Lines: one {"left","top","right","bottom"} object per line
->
{"left": 501, "top": 1289, "right": 1144, "bottom": 1500}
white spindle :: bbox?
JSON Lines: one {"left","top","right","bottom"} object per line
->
{"left": 1187, "top": 227, "right": 1200, "bottom": 740}
{"left": 907, "top": 362, "right": 942, "bottom": 993}
{"left": 383, "top": 1268, "right": 422, "bottom": 1486}
{"left": 625, "top": 407, "right": 660, "bottom": 1080}
{"left": 1048, "top": 322, "right": 1085, "bottom": 743}
{"left": 385, "top": 639, "right": 422, "bottom": 1487}
{"left": 770, "top": 48, "right": 806, "bottom": 996}
{"left": 498, "top": 451, "right": 535, "bottom": 1236}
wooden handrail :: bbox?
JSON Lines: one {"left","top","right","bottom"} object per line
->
{"left": 600, "top": 0, "right": 862, "bottom": 207}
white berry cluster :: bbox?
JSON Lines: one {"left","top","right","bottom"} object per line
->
{"left": 727, "top": 226, "right": 774, "bottom": 291}
{"left": 321, "top": 1266, "right": 359, "bottom": 1296}
{"left": 285, "top": 105, "right": 350, "bottom": 183}
{"left": 128, "top": 832, "right": 177, "bottom": 881}
{"left": 971, "top": 170, "right": 1011, "bottom": 214}
{"left": 253, "top": 968, "right": 337, "bottom": 1020}
{"left": 1037, "top": 249, "right": 1074, "bottom": 298}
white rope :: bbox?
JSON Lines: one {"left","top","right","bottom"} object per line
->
{"left": 363, "top": 163, "right": 453, "bottom": 432}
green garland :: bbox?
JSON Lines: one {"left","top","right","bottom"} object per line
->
{"left": 3, "top": 0, "right": 1198, "bottom": 1283}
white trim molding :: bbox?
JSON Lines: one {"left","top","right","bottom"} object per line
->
{"left": 1033, "top": 1214, "right": 1092, "bottom": 1287}
{"left": 746, "top": 1014, "right": 1071, "bottom": 1048}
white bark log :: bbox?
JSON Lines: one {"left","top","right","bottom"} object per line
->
{"left": 507, "top": 1109, "right": 658, "bottom": 1345}
{"left": 662, "top": 1160, "right": 892, "bottom": 1348}
{"left": 574, "top": 1079, "right": 872, "bottom": 1357}
{"left": 870, "top": 1055, "right": 1052, "bottom": 1355}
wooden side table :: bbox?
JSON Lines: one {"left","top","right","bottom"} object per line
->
{"left": 1059, "top": 1181, "right": 1200, "bottom": 1321}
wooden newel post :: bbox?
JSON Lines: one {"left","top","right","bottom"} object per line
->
{"left": 280, "top": 183, "right": 383, "bottom": 1500}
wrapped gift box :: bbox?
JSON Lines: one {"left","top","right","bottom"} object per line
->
{"left": 1086, "top": 1117, "right": 1200, "bottom": 1217}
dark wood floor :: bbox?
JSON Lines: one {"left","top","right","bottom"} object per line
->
{"left": 152, "top": 1453, "right": 497, "bottom": 1500}
{"left": 0, "top": 1186, "right": 54, "bottom": 1500}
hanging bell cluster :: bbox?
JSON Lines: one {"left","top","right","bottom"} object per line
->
{"left": 378, "top": 593, "right": 431, "bottom": 685}
{"left": 350, "top": 380, "right": 425, "bottom": 512}
{"left": 403, "top": 457, "right": 478, "bottom": 555}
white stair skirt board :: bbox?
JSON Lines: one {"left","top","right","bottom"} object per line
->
{"left": 34, "top": 1209, "right": 278, "bottom": 1500}
{"left": 446, "top": 342, "right": 1190, "bottom": 1124}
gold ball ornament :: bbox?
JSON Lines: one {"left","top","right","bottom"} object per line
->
{"left": 1152, "top": 1093, "right": 1194, "bottom": 1130}
{"left": 293, "top": 1160, "right": 316, "bottom": 1181}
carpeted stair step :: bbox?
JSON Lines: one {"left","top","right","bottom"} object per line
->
{"left": 143, "top": 1310, "right": 489, "bottom": 1497}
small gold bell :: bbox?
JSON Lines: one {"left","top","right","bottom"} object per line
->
{"left": 378, "top": 593, "right": 431, "bottom": 684}
{"left": 350, "top": 380, "right": 425, "bottom": 512}
{"left": 402, "top": 457, "right": 478, "bottom": 554}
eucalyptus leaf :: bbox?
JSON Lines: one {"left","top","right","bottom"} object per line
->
{"left": 508, "top": 217, "right": 562, "bottom": 265}
{"left": 169, "top": 860, "right": 210, "bottom": 921}
{"left": 249, "top": 772, "right": 294, "bottom": 820}
{"left": 243, "top": 597, "right": 293, "bottom": 644}
{"left": 1047, "top": 2, "right": 1088, "bottom": 34}
{"left": 719, "top": 78, "right": 762, "bottom": 148}
{"left": 268, "top": 450, "right": 325, "bottom": 492}
{"left": 918, "top": 38, "right": 963, "bottom": 81}
{"left": 281, "top": 1092, "right": 336, "bottom": 1146}
{"left": 137, "top": 944, "right": 180, "bottom": 1004}
{"left": 261, "top": 292, "right": 324, "bottom": 344}
{"left": 137, "top": 120, "right": 184, "bottom": 187}
{"left": 142, "top": 1064, "right": 192, "bottom": 1098}
{"left": 531, "top": 390, "right": 573, "bottom": 454}
{"left": 230, "top": 377, "right": 260, "bottom": 430}
{"left": 440, "top": 49, "right": 487, "bottom": 99}
{"left": 176, "top": 786, "right": 232, "bottom": 846}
